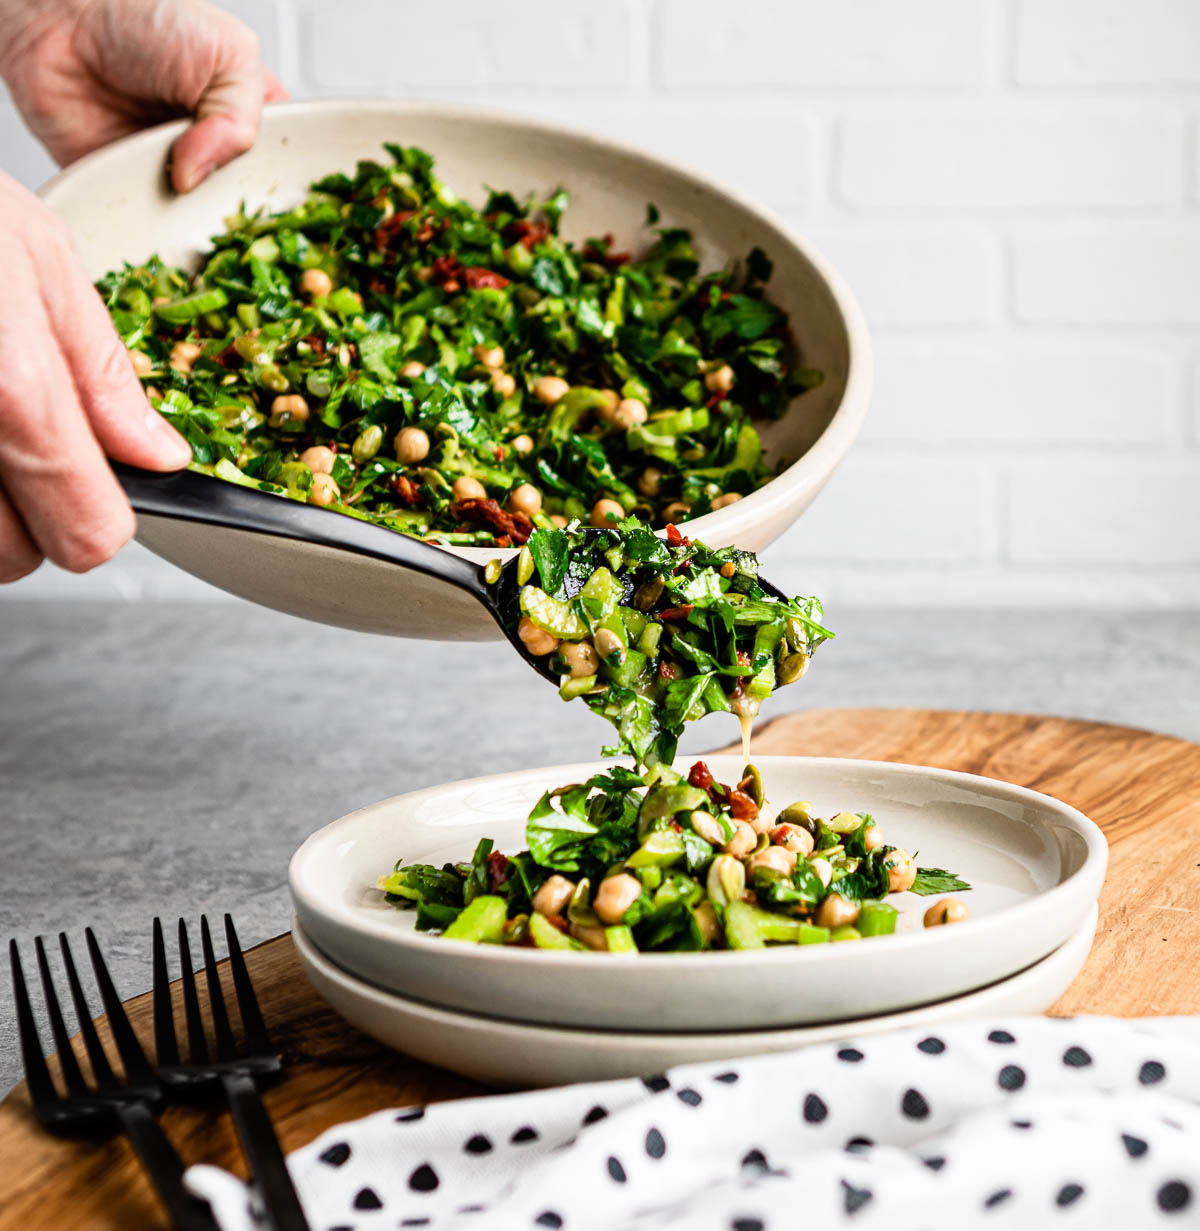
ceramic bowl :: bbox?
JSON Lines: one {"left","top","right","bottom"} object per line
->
{"left": 39, "top": 100, "right": 871, "bottom": 639}
{"left": 293, "top": 906, "right": 1098, "bottom": 1087}
{"left": 289, "top": 754, "right": 1107, "bottom": 1032}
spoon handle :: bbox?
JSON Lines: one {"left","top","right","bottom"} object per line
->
{"left": 113, "top": 462, "right": 491, "bottom": 601}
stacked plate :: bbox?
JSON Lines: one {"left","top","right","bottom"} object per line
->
{"left": 289, "top": 756, "right": 1107, "bottom": 1087}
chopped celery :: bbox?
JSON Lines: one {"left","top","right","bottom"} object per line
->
{"left": 858, "top": 902, "right": 898, "bottom": 937}
{"left": 528, "top": 912, "right": 585, "bottom": 951}
{"left": 604, "top": 926, "right": 638, "bottom": 953}
{"left": 442, "top": 895, "right": 507, "bottom": 944}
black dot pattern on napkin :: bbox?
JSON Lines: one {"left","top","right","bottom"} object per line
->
{"left": 1056, "top": 1183, "right": 1085, "bottom": 1207}
{"left": 645, "top": 1128, "right": 666, "bottom": 1159}
{"left": 464, "top": 1134, "right": 493, "bottom": 1155}
{"left": 395, "top": 1107, "right": 426, "bottom": 1123}
{"left": 1158, "top": 1181, "right": 1192, "bottom": 1212}
{"left": 901, "top": 1089, "right": 930, "bottom": 1120}
{"left": 1121, "top": 1133, "right": 1149, "bottom": 1158}
{"left": 984, "top": 1189, "right": 1013, "bottom": 1209}
{"left": 842, "top": 1179, "right": 873, "bottom": 1215}
{"left": 1139, "top": 1060, "right": 1166, "bottom": 1085}
{"left": 1062, "top": 1046, "right": 1092, "bottom": 1068}
{"left": 998, "top": 1064, "right": 1027, "bottom": 1091}
{"left": 803, "top": 1093, "right": 828, "bottom": 1124}
{"left": 353, "top": 1187, "right": 383, "bottom": 1210}
{"left": 319, "top": 1142, "right": 351, "bottom": 1167}
{"left": 408, "top": 1164, "right": 439, "bottom": 1193}
{"left": 917, "top": 1037, "right": 946, "bottom": 1055}
{"left": 837, "top": 1047, "right": 865, "bottom": 1063}
{"left": 511, "top": 1126, "right": 539, "bottom": 1144}
{"left": 741, "top": 1149, "right": 769, "bottom": 1173}
{"left": 582, "top": 1105, "right": 608, "bottom": 1125}
{"left": 642, "top": 1074, "right": 671, "bottom": 1093}
{"left": 534, "top": 1212, "right": 563, "bottom": 1228}
{"left": 676, "top": 1088, "right": 702, "bottom": 1107}
{"left": 607, "top": 1156, "right": 627, "bottom": 1184}
{"left": 988, "top": 1029, "right": 1016, "bottom": 1044}
{"left": 730, "top": 1219, "right": 763, "bottom": 1231}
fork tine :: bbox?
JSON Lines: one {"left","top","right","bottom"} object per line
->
{"left": 223, "top": 915, "right": 273, "bottom": 1057}
{"left": 151, "top": 918, "right": 180, "bottom": 1067}
{"left": 199, "top": 916, "right": 237, "bottom": 1062}
{"left": 58, "top": 934, "right": 117, "bottom": 1090}
{"left": 10, "top": 940, "right": 59, "bottom": 1109}
{"left": 177, "top": 919, "right": 210, "bottom": 1065}
{"left": 34, "top": 937, "right": 88, "bottom": 1096}
{"left": 84, "top": 928, "right": 155, "bottom": 1086}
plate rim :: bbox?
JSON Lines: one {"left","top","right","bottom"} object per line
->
{"left": 289, "top": 752, "right": 1109, "bottom": 971}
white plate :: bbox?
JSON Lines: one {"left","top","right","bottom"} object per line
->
{"left": 39, "top": 100, "right": 870, "bottom": 641}
{"left": 294, "top": 905, "right": 1098, "bottom": 1088}
{"left": 289, "top": 755, "right": 1107, "bottom": 1032}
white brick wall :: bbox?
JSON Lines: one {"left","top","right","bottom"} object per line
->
{"left": 2, "top": 0, "right": 1198, "bottom": 609}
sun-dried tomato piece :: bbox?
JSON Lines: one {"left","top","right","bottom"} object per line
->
{"left": 430, "top": 254, "right": 464, "bottom": 286}
{"left": 658, "top": 604, "right": 694, "bottom": 622}
{"left": 658, "top": 660, "right": 680, "bottom": 681}
{"left": 688, "top": 761, "right": 715, "bottom": 791}
{"left": 463, "top": 266, "right": 511, "bottom": 290}
{"left": 486, "top": 850, "right": 511, "bottom": 891}
{"left": 729, "top": 789, "right": 759, "bottom": 821}
{"left": 301, "top": 333, "right": 326, "bottom": 357}
{"left": 372, "top": 209, "right": 417, "bottom": 251}
{"left": 504, "top": 217, "right": 551, "bottom": 250}
{"left": 583, "top": 233, "right": 631, "bottom": 267}
{"left": 449, "top": 498, "right": 533, "bottom": 545}
{"left": 545, "top": 913, "right": 570, "bottom": 934}
{"left": 391, "top": 474, "right": 421, "bottom": 506}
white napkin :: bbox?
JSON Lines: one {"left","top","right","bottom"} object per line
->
{"left": 187, "top": 1016, "right": 1200, "bottom": 1231}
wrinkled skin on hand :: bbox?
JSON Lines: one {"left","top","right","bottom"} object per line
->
{"left": 0, "top": 0, "right": 284, "bottom": 580}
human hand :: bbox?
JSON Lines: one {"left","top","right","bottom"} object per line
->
{"left": 1, "top": 0, "right": 287, "bottom": 193}
{"left": 0, "top": 171, "right": 195, "bottom": 580}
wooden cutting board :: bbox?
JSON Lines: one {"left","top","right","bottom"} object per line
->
{"left": 3, "top": 708, "right": 1199, "bottom": 1231}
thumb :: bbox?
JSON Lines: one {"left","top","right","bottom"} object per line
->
{"left": 170, "top": 41, "right": 266, "bottom": 193}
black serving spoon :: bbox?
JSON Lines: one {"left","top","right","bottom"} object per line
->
{"left": 113, "top": 463, "right": 788, "bottom": 682}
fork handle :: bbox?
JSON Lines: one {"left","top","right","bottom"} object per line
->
{"left": 220, "top": 1072, "right": 312, "bottom": 1231}
{"left": 116, "top": 1102, "right": 219, "bottom": 1231}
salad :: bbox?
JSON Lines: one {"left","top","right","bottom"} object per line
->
{"left": 378, "top": 759, "right": 972, "bottom": 953}
{"left": 510, "top": 517, "right": 830, "bottom": 768}
{"left": 382, "top": 524, "right": 971, "bottom": 953}
{"left": 101, "top": 144, "right": 820, "bottom": 547}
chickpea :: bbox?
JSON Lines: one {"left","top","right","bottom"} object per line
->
{"left": 886, "top": 847, "right": 917, "bottom": 894}
{"left": 808, "top": 857, "right": 833, "bottom": 888}
{"left": 300, "top": 268, "right": 333, "bottom": 298}
{"left": 532, "top": 375, "right": 570, "bottom": 405}
{"left": 511, "top": 434, "right": 535, "bottom": 456}
{"left": 663, "top": 501, "right": 691, "bottom": 523}
{"left": 770, "top": 823, "right": 814, "bottom": 857}
{"left": 153, "top": 295, "right": 170, "bottom": 306}
{"left": 593, "top": 873, "right": 643, "bottom": 925}
{"left": 591, "top": 498, "right": 625, "bottom": 527}
{"left": 712, "top": 492, "right": 743, "bottom": 511}
{"left": 722, "top": 820, "right": 757, "bottom": 859}
{"left": 597, "top": 389, "right": 620, "bottom": 415}
{"left": 571, "top": 923, "right": 610, "bottom": 951}
{"left": 452, "top": 476, "right": 487, "bottom": 503}
{"left": 517, "top": 616, "right": 558, "bottom": 657}
{"left": 593, "top": 627, "right": 624, "bottom": 660}
{"left": 532, "top": 874, "right": 575, "bottom": 917}
{"left": 308, "top": 472, "right": 340, "bottom": 507}
{"left": 394, "top": 426, "right": 431, "bottom": 464}
{"left": 689, "top": 811, "right": 726, "bottom": 847}
{"left": 392, "top": 360, "right": 423, "bottom": 381}
{"left": 637, "top": 467, "right": 664, "bottom": 499}
{"left": 169, "top": 340, "right": 202, "bottom": 373}
{"left": 749, "top": 845, "right": 797, "bottom": 876}
{"left": 129, "top": 349, "right": 154, "bottom": 376}
{"left": 299, "top": 445, "right": 336, "bottom": 475}
{"left": 605, "top": 398, "right": 647, "bottom": 430}
{"left": 491, "top": 370, "right": 517, "bottom": 399}
{"left": 145, "top": 386, "right": 162, "bottom": 402}
{"left": 474, "top": 344, "right": 505, "bottom": 368}
{"left": 508, "top": 483, "right": 542, "bottom": 517}
{"left": 269, "top": 394, "right": 310, "bottom": 427}
{"left": 924, "top": 897, "right": 971, "bottom": 928}
{"left": 694, "top": 900, "right": 721, "bottom": 945}
{"left": 815, "top": 893, "right": 859, "bottom": 930}
{"left": 863, "top": 826, "right": 885, "bottom": 852}
{"left": 747, "top": 809, "right": 774, "bottom": 836}
{"left": 704, "top": 364, "right": 735, "bottom": 395}
{"left": 559, "top": 640, "right": 599, "bottom": 678}
{"left": 549, "top": 514, "right": 569, "bottom": 528}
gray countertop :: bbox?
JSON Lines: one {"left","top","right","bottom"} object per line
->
{"left": 2, "top": 600, "right": 1198, "bottom": 1095}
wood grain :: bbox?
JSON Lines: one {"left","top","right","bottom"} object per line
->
{"left": 3, "top": 708, "right": 1198, "bottom": 1230}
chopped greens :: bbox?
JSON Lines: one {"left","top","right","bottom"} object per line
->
{"left": 101, "top": 143, "right": 820, "bottom": 547}
{"left": 514, "top": 518, "right": 832, "bottom": 769}
{"left": 380, "top": 759, "right": 972, "bottom": 954}
{"left": 910, "top": 867, "right": 974, "bottom": 896}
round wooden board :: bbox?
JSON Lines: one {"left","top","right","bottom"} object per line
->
{"left": 3, "top": 708, "right": 1199, "bottom": 1230}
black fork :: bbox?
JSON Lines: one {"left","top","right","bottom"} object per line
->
{"left": 9, "top": 932, "right": 217, "bottom": 1231}
{"left": 152, "top": 915, "right": 311, "bottom": 1231}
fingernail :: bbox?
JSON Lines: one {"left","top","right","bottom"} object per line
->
{"left": 146, "top": 407, "right": 194, "bottom": 467}
{"left": 179, "top": 161, "right": 216, "bottom": 193}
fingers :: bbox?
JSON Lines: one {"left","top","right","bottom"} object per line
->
{"left": 0, "top": 301, "right": 136, "bottom": 573}
{"left": 170, "top": 29, "right": 266, "bottom": 193}
{"left": 41, "top": 238, "right": 192, "bottom": 472}
{"left": 263, "top": 68, "right": 289, "bottom": 104}
{"left": 0, "top": 480, "right": 42, "bottom": 584}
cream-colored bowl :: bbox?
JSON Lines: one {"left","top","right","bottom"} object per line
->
{"left": 41, "top": 100, "right": 871, "bottom": 640}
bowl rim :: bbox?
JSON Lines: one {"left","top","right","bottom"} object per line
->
{"left": 289, "top": 751, "right": 1108, "bottom": 970}
{"left": 40, "top": 97, "right": 872, "bottom": 555}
